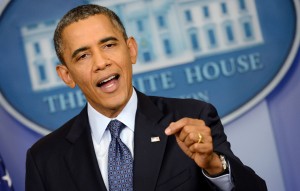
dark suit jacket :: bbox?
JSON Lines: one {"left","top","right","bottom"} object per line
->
{"left": 26, "top": 90, "right": 267, "bottom": 191}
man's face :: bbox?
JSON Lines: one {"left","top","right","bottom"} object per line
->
{"left": 56, "top": 14, "right": 137, "bottom": 118}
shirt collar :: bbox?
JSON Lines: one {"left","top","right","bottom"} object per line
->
{"left": 88, "top": 88, "right": 137, "bottom": 143}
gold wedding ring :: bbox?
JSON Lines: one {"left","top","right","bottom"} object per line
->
{"left": 198, "top": 133, "right": 204, "bottom": 143}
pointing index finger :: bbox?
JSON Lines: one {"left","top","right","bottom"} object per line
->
{"left": 165, "top": 118, "right": 192, "bottom": 135}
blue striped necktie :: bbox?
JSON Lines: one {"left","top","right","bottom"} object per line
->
{"left": 107, "top": 119, "right": 133, "bottom": 191}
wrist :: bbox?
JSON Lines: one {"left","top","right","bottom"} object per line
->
{"left": 203, "top": 153, "right": 228, "bottom": 177}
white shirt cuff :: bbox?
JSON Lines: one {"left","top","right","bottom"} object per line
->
{"left": 202, "top": 162, "right": 234, "bottom": 191}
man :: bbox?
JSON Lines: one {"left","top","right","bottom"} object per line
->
{"left": 26, "top": 4, "right": 267, "bottom": 191}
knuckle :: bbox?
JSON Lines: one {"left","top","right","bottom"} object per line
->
{"left": 198, "top": 119, "right": 205, "bottom": 126}
{"left": 205, "top": 128, "right": 211, "bottom": 135}
{"left": 187, "top": 133, "right": 194, "bottom": 140}
{"left": 182, "top": 117, "right": 190, "bottom": 124}
{"left": 194, "top": 143, "right": 201, "bottom": 151}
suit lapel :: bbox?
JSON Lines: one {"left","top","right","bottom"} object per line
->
{"left": 133, "top": 91, "right": 173, "bottom": 191}
{"left": 62, "top": 92, "right": 173, "bottom": 191}
{"left": 64, "top": 107, "right": 107, "bottom": 191}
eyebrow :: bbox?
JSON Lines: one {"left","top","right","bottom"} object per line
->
{"left": 71, "top": 36, "right": 119, "bottom": 59}
{"left": 99, "top": 36, "right": 118, "bottom": 44}
{"left": 71, "top": 47, "right": 88, "bottom": 59}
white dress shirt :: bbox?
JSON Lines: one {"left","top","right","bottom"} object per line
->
{"left": 88, "top": 90, "right": 137, "bottom": 189}
{"left": 88, "top": 89, "right": 233, "bottom": 191}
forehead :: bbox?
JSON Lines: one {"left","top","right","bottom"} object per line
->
{"left": 66, "top": 14, "right": 113, "bottom": 28}
{"left": 61, "top": 14, "right": 121, "bottom": 46}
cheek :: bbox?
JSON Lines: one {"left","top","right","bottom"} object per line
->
{"left": 124, "top": 66, "right": 133, "bottom": 82}
{"left": 70, "top": 70, "right": 91, "bottom": 86}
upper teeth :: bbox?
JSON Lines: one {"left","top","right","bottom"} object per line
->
{"left": 101, "top": 75, "right": 116, "bottom": 84}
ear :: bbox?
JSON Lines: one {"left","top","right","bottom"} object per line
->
{"left": 56, "top": 64, "right": 76, "bottom": 88}
{"left": 127, "top": 37, "right": 138, "bottom": 65}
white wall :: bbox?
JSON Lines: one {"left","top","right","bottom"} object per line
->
{"left": 224, "top": 100, "right": 285, "bottom": 191}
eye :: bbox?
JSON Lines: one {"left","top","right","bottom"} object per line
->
{"left": 104, "top": 43, "right": 116, "bottom": 49}
{"left": 77, "top": 53, "right": 89, "bottom": 61}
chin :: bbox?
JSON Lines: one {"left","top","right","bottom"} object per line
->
{"left": 107, "top": 97, "right": 126, "bottom": 109}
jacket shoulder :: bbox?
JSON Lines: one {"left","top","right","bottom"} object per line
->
{"left": 150, "top": 96, "right": 215, "bottom": 114}
{"left": 28, "top": 113, "right": 80, "bottom": 157}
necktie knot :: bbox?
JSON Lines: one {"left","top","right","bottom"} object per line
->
{"left": 107, "top": 119, "right": 125, "bottom": 139}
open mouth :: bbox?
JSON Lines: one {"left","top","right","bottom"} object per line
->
{"left": 97, "top": 74, "right": 120, "bottom": 87}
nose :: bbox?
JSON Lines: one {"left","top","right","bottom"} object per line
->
{"left": 93, "top": 51, "right": 111, "bottom": 72}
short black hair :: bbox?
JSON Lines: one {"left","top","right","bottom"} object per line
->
{"left": 53, "top": 4, "right": 128, "bottom": 65}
